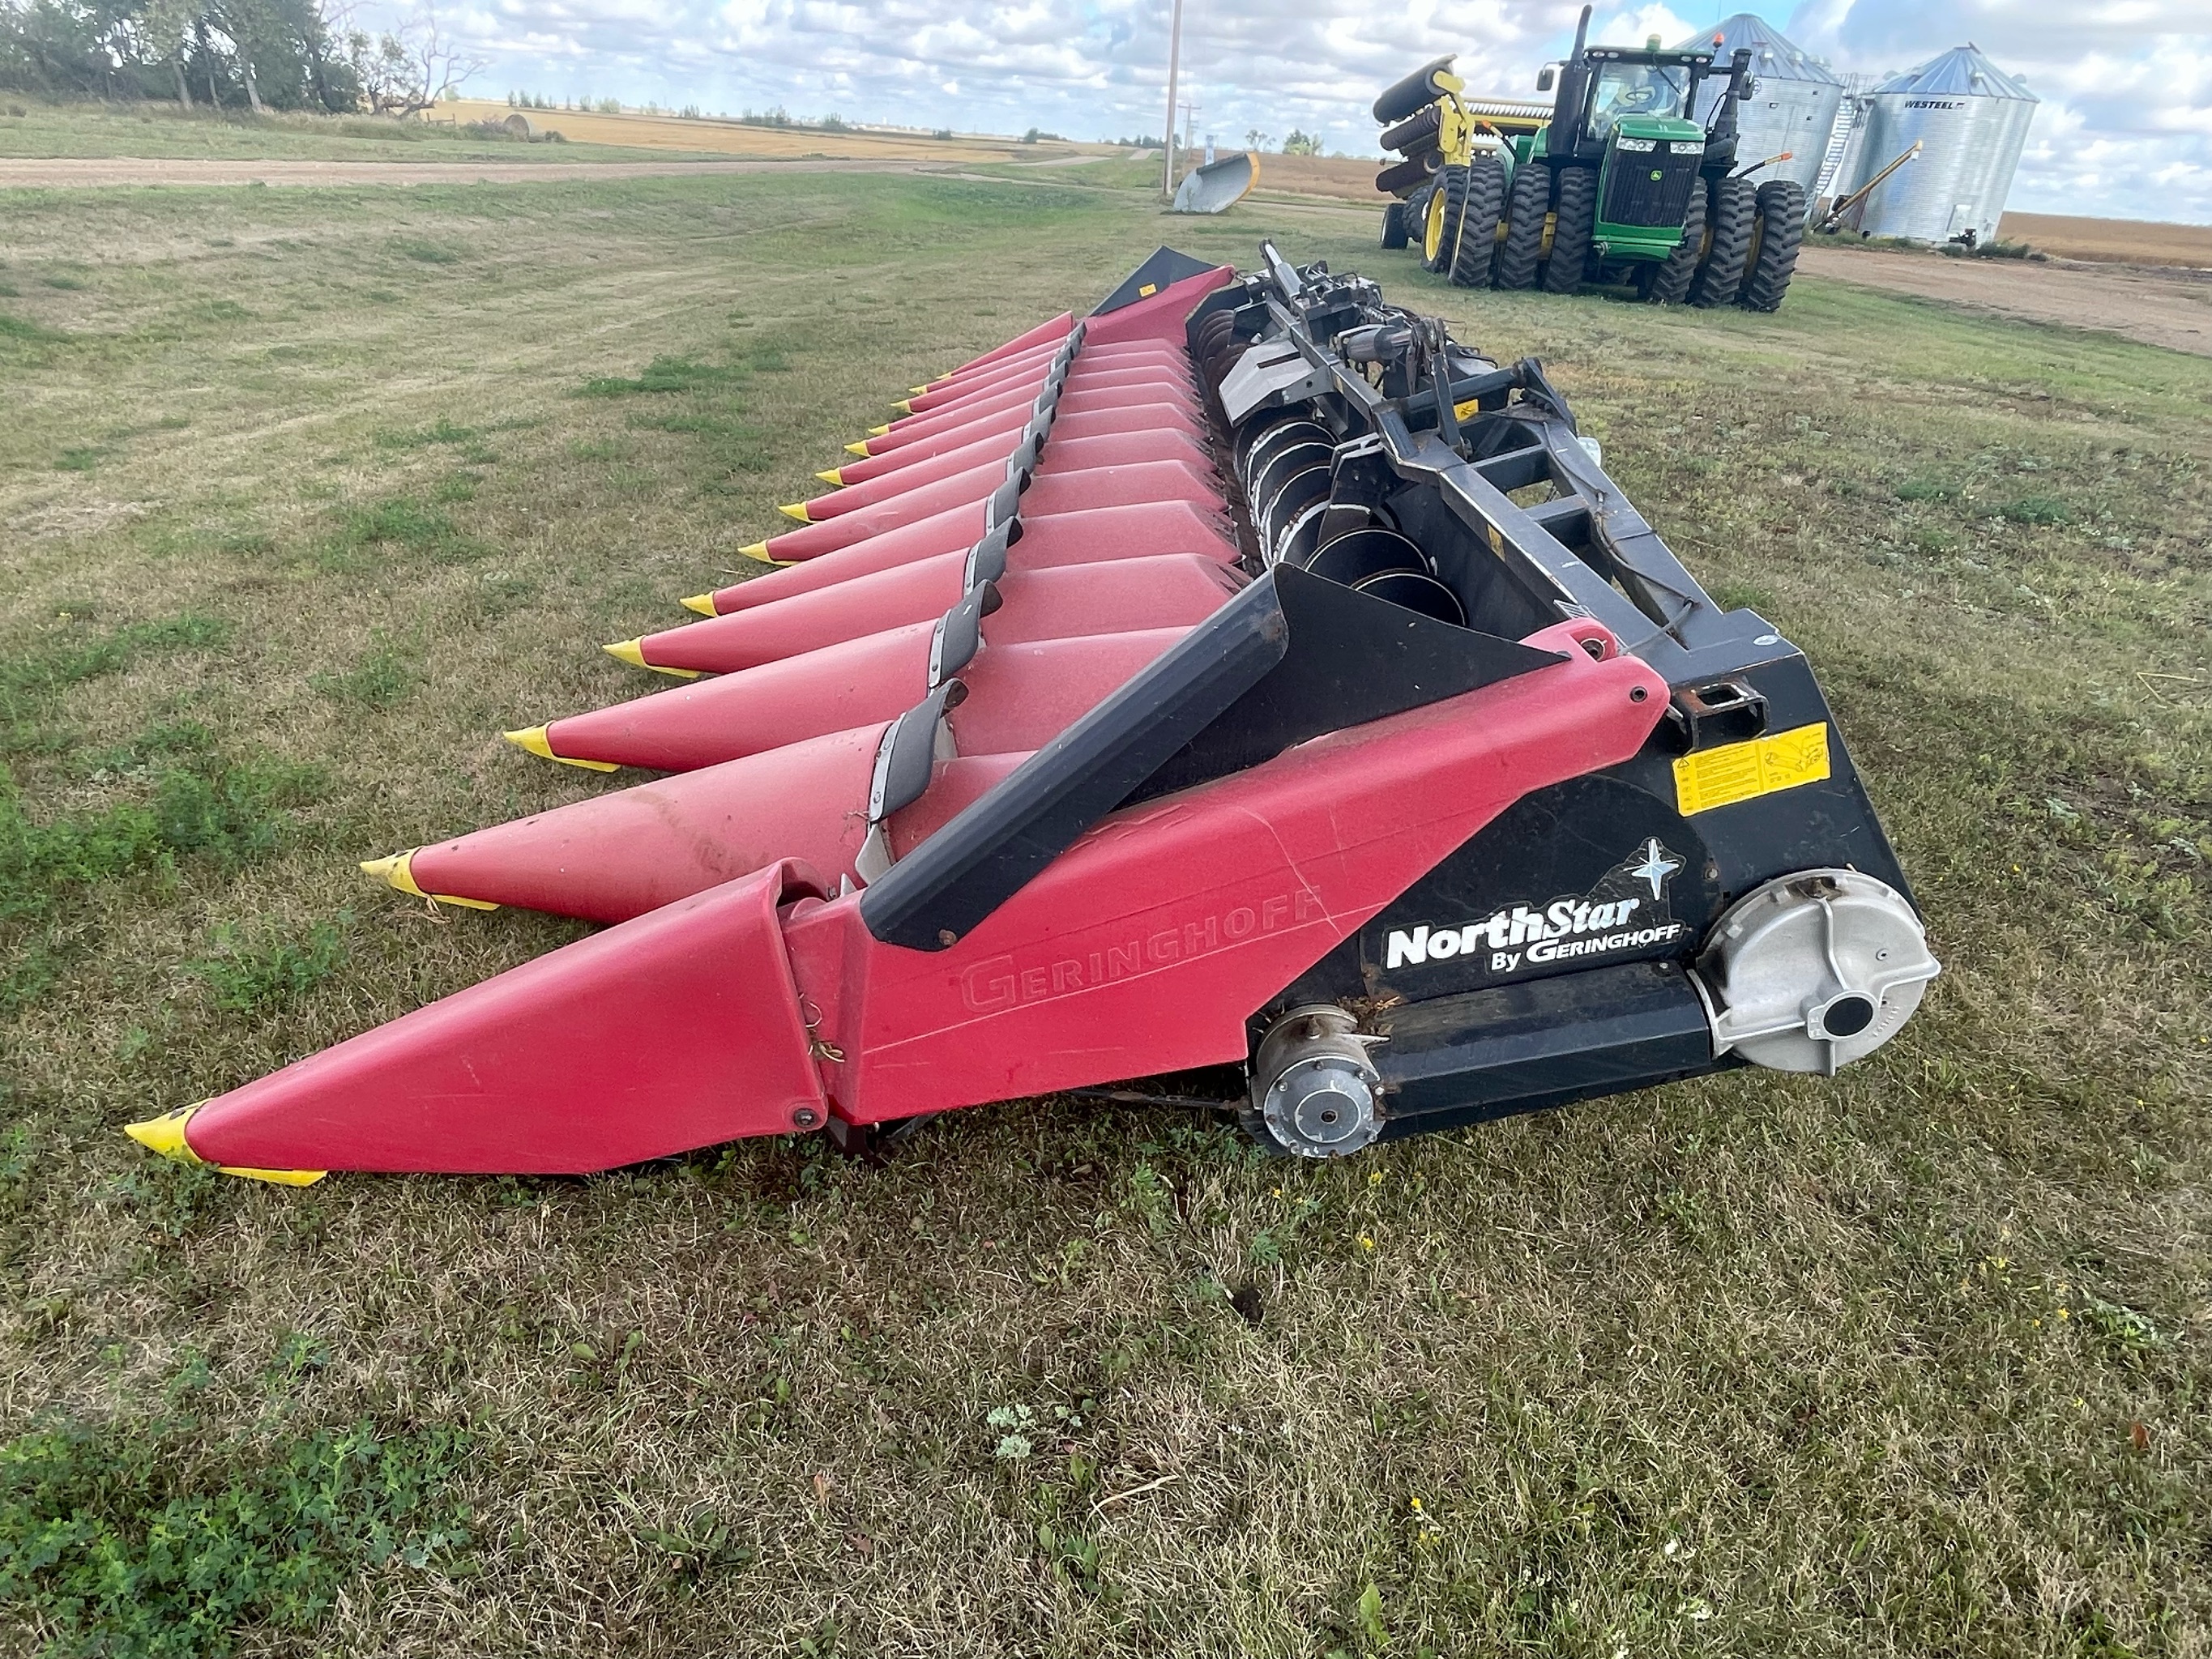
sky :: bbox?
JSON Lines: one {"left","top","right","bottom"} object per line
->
{"left": 370, "top": 0, "right": 2212, "bottom": 223}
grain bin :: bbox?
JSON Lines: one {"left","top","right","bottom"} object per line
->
{"left": 1845, "top": 44, "right": 2036, "bottom": 242}
{"left": 1673, "top": 13, "right": 1841, "bottom": 195}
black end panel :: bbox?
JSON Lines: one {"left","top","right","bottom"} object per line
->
{"left": 860, "top": 576, "right": 1293, "bottom": 951}
{"left": 1132, "top": 564, "right": 1565, "bottom": 802}
{"left": 1371, "top": 960, "right": 1727, "bottom": 1137}
{"left": 860, "top": 566, "right": 1565, "bottom": 952}
{"left": 1092, "top": 247, "right": 1219, "bottom": 316}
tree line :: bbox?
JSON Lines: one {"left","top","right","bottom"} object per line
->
{"left": 0, "top": 1, "right": 485, "bottom": 116}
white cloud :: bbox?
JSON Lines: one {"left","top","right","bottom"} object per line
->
{"left": 365, "top": 0, "right": 2212, "bottom": 221}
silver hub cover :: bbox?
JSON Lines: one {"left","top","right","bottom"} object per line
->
{"left": 1696, "top": 869, "right": 1940, "bottom": 1075}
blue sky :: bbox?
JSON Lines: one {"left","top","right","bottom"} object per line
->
{"left": 383, "top": 1, "right": 2212, "bottom": 223}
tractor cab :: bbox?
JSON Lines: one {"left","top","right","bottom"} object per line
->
{"left": 1527, "top": 32, "right": 1752, "bottom": 258}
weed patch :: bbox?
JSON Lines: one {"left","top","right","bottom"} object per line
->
{"left": 0, "top": 748, "right": 318, "bottom": 928}
{"left": 0, "top": 615, "right": 232, "bottom": 752}
{"left": 0, "top": 311, "right": 67, "bottom": 343}
{"left": 192, "top": 913, "right": 349, "bottom": 1011}
{"left": 321, "top": 497, "right": 482, "bottom": 568}
{"left": 390, "top": 237, "right": 461, "bottom": 266}
{"left": 580, "top": 356, "right": 745, "bottom": 397}
{"left": 0, "top": 1411, "right": 472, "bottom": 1658}
{"left": 311, "top": 633, "right": 419, "bottom": 709}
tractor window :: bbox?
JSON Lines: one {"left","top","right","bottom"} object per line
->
{"left": 1586, "top": 62, "right": 1688, "bottom": 139}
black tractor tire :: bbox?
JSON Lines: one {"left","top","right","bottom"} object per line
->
{"left": 1541, "top": 165, "right": 1597, "bottom": 294}
{"left": 1492, "top": 164, "right": 1548, "bottom": 291}
{"left": 1421, "top": 163, "right": 1468, "bottom": 274}
{"left": 1737, "top": 179, "right": 1807, "bottom": 311}
{"left": 1689, "top": 175, "right": 1756, "bottom": 307}
{"left": 1644, "top": 176, "right": 1707, "bottom": 304}
{"left": 1381, "top": 199, "right": 1411, "bottom": 250}
{"left": 1450, "top": 153, "right": 1507, "bottom": 288}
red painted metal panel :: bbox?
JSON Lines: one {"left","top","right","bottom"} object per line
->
{"left": 900, "top": 356, "right": 1193, "bottom": 419}
{"left": 1081, "top": 267, "right": 1236, "bottom": 345}
{"left": 942, "top": 312, "right": 1072, "bottom": 377}
{"left": 186, "top": 862, "right": 830, "bottom": 1174}
{"left": 754, "top": 458, "right": 1225, "bottom": 563}
{"left": 541, "top": 625, "right": 1189, "bottom": 773}
{"left": 402, "top": 723, "right": 889, "bottom": 922}
{"left": 639, "top": 554, "right": 1240, "bottom": 676}
{"left": 839, "top": 400, "right": 1206, "bottom": 486}
{"left": 916, "top": 338, "right": 1194, "bottom": 402}
{"left": 863, "top": 381, "right": 1201, "bottom": 457}
{"left": 805, "top": 428, "right": 1209, "bottom": 522}
{"left": 702, "top": 498, "right": 1237, "bottom": 616}
{"left": 784, "top": 625, "right": 1664, "bottom": 1123}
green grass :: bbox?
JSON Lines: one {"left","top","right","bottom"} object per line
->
{"left": 0, "top": 167, "right": 2207, "bottom": 1656}
{"left": 0, "top": 1397, "right": 471, "bottom": 1658}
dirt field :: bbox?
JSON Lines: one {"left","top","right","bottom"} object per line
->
{"left": 2001, "top": 212, "right": 2212, "bottom": 268}
{"left": 1796, "top": 244, "right": 2212, "bottom": 359}
{"left": 434, "top": 99, "right": 1084, "bottom": 165}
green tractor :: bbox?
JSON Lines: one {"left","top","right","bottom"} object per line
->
{"left": 1375, "top": 5, "right": 1808, "bottom": 309}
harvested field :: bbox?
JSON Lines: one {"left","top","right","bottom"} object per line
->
{"left": 0, "top": 164, "right": 2208, "bottom": 1658}
{"left": 2001, "top": 212, "right": 2212, "bottom": 269}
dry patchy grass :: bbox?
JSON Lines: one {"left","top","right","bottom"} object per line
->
{"left": 0, "top": 172, "right": 2208, "bottom": 1657}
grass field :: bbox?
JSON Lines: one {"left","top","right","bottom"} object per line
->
{"left": 2, "top": 166, "right": 2209, "bottom": 1657}
{"left": 0, "top": 97, "right": 719, "bottom": 164}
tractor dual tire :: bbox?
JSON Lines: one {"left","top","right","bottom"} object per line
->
{"left": 1643, "top": 174, "right": 1707, "bottom": 304}
{"left": 1689, "top": 175, "right": 1757, "bottom": 308}
{"left": 1737, "top": 179, "right": 1806, "bottom": 311}
{"left": 1422, "top": 163, "right": 1468, "bottom": 274}
{"left": 1449, "top": 153, "right": 1507, "bottom": 288}
{"left": 1542, "top": 166, "right": 1597, "bottom": 294}
{"left": 1492, "top": 163, "right": 1548, "bottom": 291}
{"left": 1381, "top": 199, "right": 1411, "bottom": 250}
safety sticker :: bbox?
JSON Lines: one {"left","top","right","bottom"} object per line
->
{"left": 1673, "top": 722, "right": 1831, "bottom": 815}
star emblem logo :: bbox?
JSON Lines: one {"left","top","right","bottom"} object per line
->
{"left": 1630, "top": 838, "right": 1680, "bottom": 899}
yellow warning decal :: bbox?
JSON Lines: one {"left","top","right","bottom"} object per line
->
{"left": 1673, "top": 722, "right": 1831, "bottom": 816}
{"left": 1454, "top": 397, "right": 1482, "bottom": 421}
{"left": 1137, "top": 283, "right": 1158, "bottom": 296}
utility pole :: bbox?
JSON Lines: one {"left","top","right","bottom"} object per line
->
{"left": 1181, "top": 100, "right": 1200, "bottom": 164}
{"left": 1161, "top": 0, "right": 1184, "bottom": 198}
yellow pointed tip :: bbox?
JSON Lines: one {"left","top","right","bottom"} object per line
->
{"left": 892, "top": 399, "right": 914, "bottom": 415}
{"left": 606, "top": 639, "right": 701, "bottom": 680}
{"left": 680, "top": 593, "right": 720, "bottom": 616}
{"left": 815, "top": 468, "right": 844, "bottom": 487}
{"left": 909, "top": 384, "right": 931, "bottom": 395}
{"left": 503, "top": 725, "right": 620, "bottom": 773}
{"left": 126, "top": 1107, "right": 203, "bottom": 1164}
{"left": 125, "top": 1104, "right": 327, "bottom": 1185}
{"left": 361, "top": 847, "right": 426, "bottom": 898}
{"left": 738, "top": 540, "right": 774, "bottom": 563}
{"left": 868, "top": 424, "right": 890, "bottom": 437}
{"left": 776, "top": 501, "right": 812, "bottom": 523}
{"left": 845, "top": 440, "right": 871, "bottom": 457}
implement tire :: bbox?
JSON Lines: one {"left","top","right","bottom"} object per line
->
{"left": 1493, "top": 163, "right": 1548, "bottom": 290}
{"left": 1381, "top": 199, "right": 1411, "bottom": 250}
{"left": 1689, "top": 175, "right": 1756, "bottom": 307}
{"left": 1422, "top": 164, "right": 1468, "bottom": 274}
{"left": 1738, "top": 179, "right": 1807, "bottom": 311}
{"left": 1450, "top": 153, "right": 1507, "bottom": 288}
{"left": 1542, "top": 165, "right": 1597, "bottom": 294}
{"left": 1644, "top": 176, "right": 1706, "bottom": 304}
